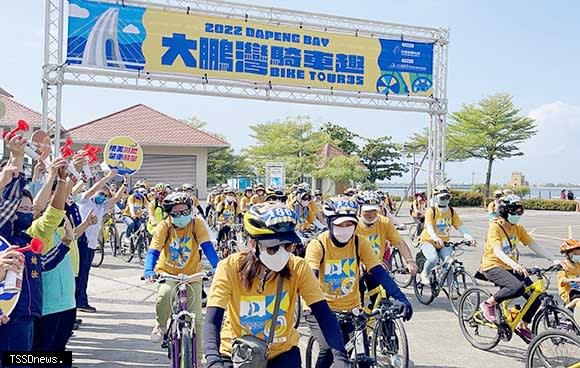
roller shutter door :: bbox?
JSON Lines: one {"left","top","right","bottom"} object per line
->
{"left": 132, "top": 154, "right": 197, "bottom": 188}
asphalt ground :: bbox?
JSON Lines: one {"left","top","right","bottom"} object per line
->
{"left": 68, "top": 208, "right": 580, "bottom": 367}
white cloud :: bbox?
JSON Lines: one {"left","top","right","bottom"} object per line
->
{"left": 122, "top": 24, "right": 140, "bottom": 35}
{"left": 69, "top": 3, "right": 89, "bottom": 19}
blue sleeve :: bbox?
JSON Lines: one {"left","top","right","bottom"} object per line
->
{"left": 0, "top": 174, "right": 25, "bottom": 230}
{"left": 144, "top": 249, "right": 160, "bottom": 277}
{"left": 41, "top": 242, "right": 70, "bottom": 271}
{"left": 369, "top": 265, "right": 410, "bottom": 304}
{"left": 203, "top": 306, "right": 225, "bottom": 367}
{"left": 200, "top": 241, "right": 219, "bottom": 269}
{"left": 310, "top": 301, "right": 347, "bottom": 355}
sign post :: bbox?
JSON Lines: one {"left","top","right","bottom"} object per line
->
{"left": 265, "top": 162, "right": 286, "bottom": 189}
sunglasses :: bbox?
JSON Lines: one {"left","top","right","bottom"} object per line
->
{"left": 508, "top": 207, "right": 524, "bottom": 216}
{"left": 170, "top": 208, "right": 192, "bottom": 218}
{"left": 439, "top": 194, "right": 451, "bottom": 201}
{"left": 260, "top": 242, "right": 296, "bottom": 255}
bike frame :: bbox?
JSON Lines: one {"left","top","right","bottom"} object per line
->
{"left": 499, "top": 278, "right": 546, "bottom": 332}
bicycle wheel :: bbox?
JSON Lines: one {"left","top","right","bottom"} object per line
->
{"left": 109, "top": 224, "right": 119, "bottom": 257}
{"left": 92, "top": 238, "right": 105, "bottom": 267}
{"left": 448, "top": 270, "right": 478, "bottom": 315}
{"left": 408, "top": 224, "right": 417, "bottom": 242}
{"left": 457, "top": 287, "right": 500, "bottom": 351}
{"left": 181, "top": 328, "right": 193, "bottom": 368}
{"left": 305, "top": 336, "right": 319, "bottom": 368}
{"left": 293, "top": 297, "right": 302, "bottom": 329}
{"left": 413, "top": 274, "right": 436, "bottom": 305}
{"left": 525, "top": 329, "right": 580, "bottom": 368}
{"left": 390, "top": 249, "right": 413, "bottom": 288}
{"left": 371, "top": 318, "right": 409, "bottom": 368}
{"left": 137, "top": 234, "right": 148, "bottom": 266}
{"left": 532, "top": 305, "right": 580, "bottom": 336}
{"left": 119, "top": 231, "right": 134, "bottom": 263}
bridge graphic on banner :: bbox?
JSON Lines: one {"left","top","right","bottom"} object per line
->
{"left": 82, "top": 8, "right": 124, "bottom": 69}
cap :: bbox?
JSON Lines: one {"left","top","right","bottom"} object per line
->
{"left": 332, "top": 216, "right": 359, "bottom": 225}
{"left": 257, "top": 231, "right": 302, "bottom": 248}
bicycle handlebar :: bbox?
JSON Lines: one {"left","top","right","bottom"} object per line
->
{"left": 526, "top": 264, "right": 562, "bottom": 276}
{"left": 445, "top": 240, "right": 473, "bottom": 248}
{"left": 141, "top": 271, "right": 213, "bottom": 283}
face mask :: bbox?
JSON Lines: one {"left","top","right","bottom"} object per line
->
{"left": 14, "top": 212, "right": 33, "bottom": 233}
{"left": 507, "top": 214, "right": 520, "bottom": 224}
{"left": 438, "top": 199, "right": 450, "bottom": 208}
{"left": 571, "top": 255, "right": 580, "bottom": 263}
{"left": 362, "top": 216, "right": 377, "bottom": 226}
{"left": 135, "top": 192, "right": 144, "bottom": 200}
{"left": 171, "top": 214, "right": 192, "bottom": 228}
{"left": 300, "top": 200, "right": 310, "bottom": 207}
{"left": 94, "top": 194, "right": 106, "bottom": 205}
{"left": 332, "top": 225, "right": 355, "bottom": 244}
{"left": 227, "top": 196, "right": 235, "bottom": 202}
{"left": 259, "top": 247, "right": 290, "bottom": 272}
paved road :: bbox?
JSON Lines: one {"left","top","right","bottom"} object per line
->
{"left": 69, "top": 208, "right": 580, "bottom": 367}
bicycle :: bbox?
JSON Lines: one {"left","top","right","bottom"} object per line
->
{"left": 305, "top": 298, "right": 409, "bottom": 368}
{"left": 143, "top": 272, "right": 211, "bottom": 368}
{"left": 120, "top": 216, "right": 151, "bottom": 265}
{"left": 458, "top": 265, "right": 580, "bottom": 351}
{"left": 102, "top": 213, "right": 119, "bottom": 257}
{"left": 92, "top": 237, "right": 105, "bottom": 268}
{"left": 413, "top": 240, "right": 477, "bottom": 314}
{"left": 216, "top": 222, "right": 240, "bottom": 259}
{"left": 525, "top": 329, "right": 580, "bottom": 368}
{"left": 206, "top": 208, "right": 218, "bottom": 232}
{"left": 384, "top": 246, "right": 412, "bottom": 289}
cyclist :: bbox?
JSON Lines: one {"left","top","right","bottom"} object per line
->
{"left": 265, "top": 187, "right": 287, "bottom": 203}
{"left": 250, "top": 183, "right": 267, "bottom": 205}
{"left": 239, "top": 187, "right": 253, "bottom": 213}
{"left": 216, "top": 189, "right": 240, "bottom": 245}
{"left": 286, "top": 184, "right": 298, "bottom": 203}
{"left": 143, "top": 192, "right": 219, "bottom": 359}
{"left": 557, "top": 239, "right": 580, "bottom": 311}
{"left": 417, "top": 185, "right": 475, "bottom": 286}
{"left": 202, "top": 202, "right": 349, "bottom": 368}
{"left": 479, "top": 195, "right": 560, "bottom": 340}
{"left": 356, "top": 191, "right": 417, "bottom": 304}
{"left": 411, "top": 192, "right": 427, "bottom": 239}
{"left": 205, "top": 187, "right": 218, "bottom": 218}
{"left": 488, "top": 189, "right": 504, "bottom": 221}
{"left": 147, "top": 184, "right": 168, "bottom": 235}
{"left": 305, "top": 197, "right": 413, "bottom": 368}
{"left": 288, "top": 190, "right": 317, "bottom": 232}
{"left": 182, "top": 183, "right": 205, "bottom": 216}
{"left": 313, "top": 189, "right": 326, "bottom": 224}
{"left": 123, "top": 184, "right": 148, "bottom": 239}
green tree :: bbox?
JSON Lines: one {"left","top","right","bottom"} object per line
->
{"left": 207, "top": 148, "right": 253, "bottom": 186}
{"left": 450, "top": 94, "right": 536, "bottom": 198}
{"left": 320, "top": 122, "right": 360, "bottom": 154}
{"left": 312, "top": 156, "right": 368, "bottom": 184}
{"left": 359, "top": 136, "right": 406, "bottom": 182}
{"left": 245, "top": 116, "right": 329, "bottom": 184}
{"left": 180, "top": 116, "right": 208, "bottom": 130}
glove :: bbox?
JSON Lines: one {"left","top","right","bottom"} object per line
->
{"left": 394, "top": 300, "right": 413, "bottom": 321}
{"left": 143, "top": 269, "right": 156, "bottom": 279}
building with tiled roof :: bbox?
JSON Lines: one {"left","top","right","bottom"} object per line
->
{"left": 67, "top": 104, "right": 229, "bottom": 197}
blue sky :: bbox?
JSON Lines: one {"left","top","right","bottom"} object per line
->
{"left": 1, "top": 1, "right": 579, "bottom": 185}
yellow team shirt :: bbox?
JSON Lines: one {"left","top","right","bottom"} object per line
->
{"left": 305, "top": 232, "right": 381, "bottom": 311}
{"left": 240, "top": 196, "right": 252, "bottom": 212}
{"left": 287, "top": 199, "right": 316, "bottom": 229}
{"left": 557, "top": 259, "right": 580, "bottom": 304}
{"left": 250, "top": 194, "right": 266, "bottom": 205}
{"left": 147, "top": 201, "right": 165, "bottom": 235}
{"left": 214, "top": 194, "right": 225, "bottom": 206}
{"left": 419, "top": 207, "right": 462, "bottom": 247}
{"left": 149, "top": 217, "right": 210, "bottom": 275}
{"left": 216, "top": 200, "right": 240, "bottom": 223}
{"left": 481, "top": 220, "right": 533, "bottom": 272}
{"left": 207, "top": 253, "right": 324, "bottom": 359}
{"left": 356, "top": 215, "right": 402, "bottom": 258}
{"left": 411, "top": 200, "right": 426, "bottom": 218}
{"left": 123, "top": 195, "right": 147, "bottom": 218}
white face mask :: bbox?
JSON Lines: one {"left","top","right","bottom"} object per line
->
{"left": 332, "top": 225, "right": 355, "bottom": 243}
{"left": 259, "top": 247, "right": 291, "bottom": 272}
{"left": 362, "top": 216, "right": 377, "bottom": 226}
{"left": 227, "top": 195, "right": 235, "bottom": 202}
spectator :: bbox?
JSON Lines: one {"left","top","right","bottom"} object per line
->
{"left": 561, "top": 189, "right": 567, "bottom": 200}
{"left": 567, "top": 191, "right": 575, "bottom": 201}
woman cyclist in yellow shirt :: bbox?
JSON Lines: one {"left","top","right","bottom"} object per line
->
{"left": 239, "top": 187, "right": 253, "bottom": 213}
{"left": 202, "top": 202, "right": 349, "bottom": 368}
{"left": 250, "top": 183, "right": 267, "bottom": 205}
{"left": 123, "top": 185, "right": 148, "bottom": 238}
{"left": 147, "top": 184, "right": 168, "bottom": 235}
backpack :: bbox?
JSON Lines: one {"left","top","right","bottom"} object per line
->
{"left": 313, "top": 234, "right": 360, "bottom": 271}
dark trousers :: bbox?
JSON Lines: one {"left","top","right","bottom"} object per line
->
{"left": 222, "top": 346, "right": 301, "bottom": 368}
{"left": 306, "top": 314, "right": 369, "bottom": 368}
{"left": 359, "top": 272, "right": 380, "bottom": 309}
{"left": 217, "top": 225, "right": 231, "bottom": 243}
{"left": 75, "top": 241, "right": 94, "bottom": 308}
{"left": 484, "top": 267, "right": 540, "bottom": 323}
{"left": 33, "top": 308, "right": 76, "bottom": 353}
{"left": 0, "top": 316, "right": 36, "bottom": 367}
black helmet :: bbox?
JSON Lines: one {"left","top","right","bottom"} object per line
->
{"left": 497, "top": 195, "right": 524, "bottom": 219}
{"left": 162, "top": 192, "right": 193, "bottom": 213}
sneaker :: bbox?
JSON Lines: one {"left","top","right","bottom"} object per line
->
{"left": 78, "top": 305, "right": 97, "bottom": 313}
{"left": 151, "top": 325, "right": 165, "bottom": 343}
{"left": 516, "top": 326, "right": 533, "bottom": 341}
{"left": 75, "top": 318, "right": 83, "bottom": 325}
{"left": 419, "top": 273, "right": 430, "bottom": 286}
{"left": 480, "top": 302, "right": 496, "bottom": 323}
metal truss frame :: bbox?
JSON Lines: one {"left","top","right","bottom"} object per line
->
{"left": 42, "top": 0, "right": 449, "bottom": 191}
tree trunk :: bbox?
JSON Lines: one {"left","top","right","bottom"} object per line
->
{"left": 484, "top": 158, "right": 494, "bottom": 199}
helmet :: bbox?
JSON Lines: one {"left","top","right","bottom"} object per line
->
{"left": 376, "top": 190, "right": 386, "bottom": 200}
{"left": 255, "top": 183, "right": 266, "bottom": 191}
{"left": 265, "top": 187, "right": 287, "bottom": 202}
{"left": 244, "top": 187, "right": 254, "bottom": 193}
{"left": 296, "top": 191, "right": 313, "bottom": 202}
{"left": 154, "top": 183, "right": 165, "bottom": 192}
{"left": 433, "top": 185, "right": 450, "bottom": 196}
{"left": 493, "top": 189, "right": 503, "bottom": 197}
{"left": 243, "top": 203, "right": 301, "bottom": 247}
{"left": 503, "top": 189, "right": 514, "bottom": 196}
{"left": 182, "top": 183, "right": 194, "bottom": 191}
{"left": 162, "top": 192, "right": 193, "bottom": 213}
{"left": 344, "top": 187, "right": 357, "bottom": 197}
{"left": 314, "top": 189, "right": 322, "bottom": 197}
{"left": 560, "top": 239, "right": 580, "bottom": 254}
{"left": 497, "top": 195, "right": 524, "bottom": 218}
{"left": 224, "top": 188, "right": 236, "bottom": 195}
{"left": 357, "top": 191, "right": 381, "bottom": 211}
{"left": 297, "top": 183, "right": 310, "bottom": 193}
{"left": 322, "top": 197, "right": 359, "bottom": 224}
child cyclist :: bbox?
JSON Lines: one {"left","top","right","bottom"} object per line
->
{"left": 558, "top": 240, "right": 580, "bottom": 312}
